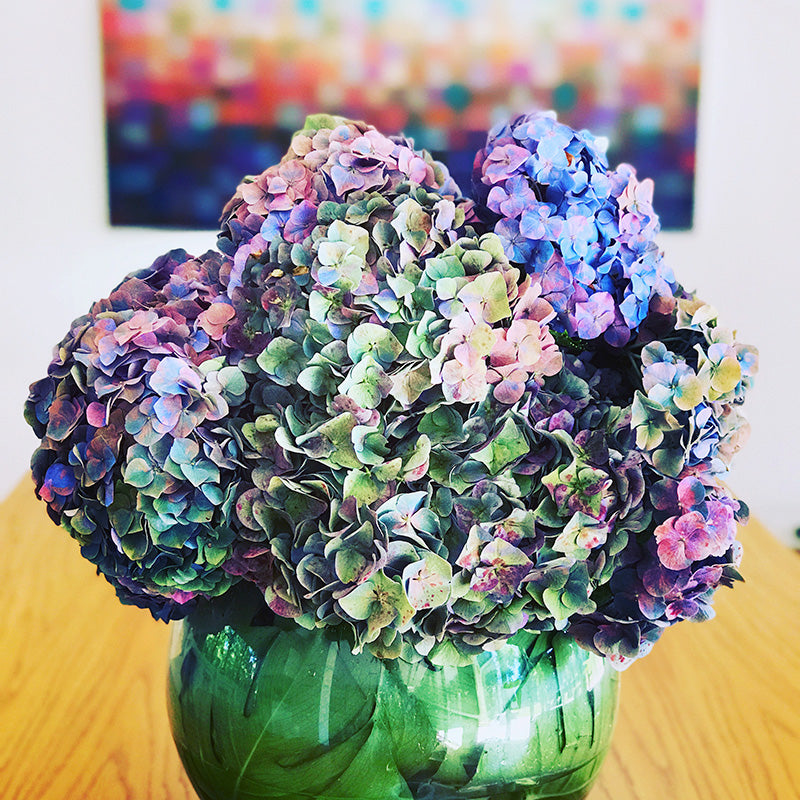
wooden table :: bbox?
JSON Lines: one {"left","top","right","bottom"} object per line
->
{"left": 1, "top": 478, "right": 799, "bottom": 800}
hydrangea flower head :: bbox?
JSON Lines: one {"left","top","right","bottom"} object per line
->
{"left": 473, "top": 110, "right": 677, "bottom": 346}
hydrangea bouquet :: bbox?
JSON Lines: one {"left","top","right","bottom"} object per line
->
{"left": 25, "top": 111, "right": 757, "bottom": 670}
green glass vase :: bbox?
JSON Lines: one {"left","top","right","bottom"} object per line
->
{"left": 167, "top": 591, "right": 619, "bottom": 800}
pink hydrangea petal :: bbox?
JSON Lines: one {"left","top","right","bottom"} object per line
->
{"left": 86, "top": 401, "right": 108, "bottom": 428}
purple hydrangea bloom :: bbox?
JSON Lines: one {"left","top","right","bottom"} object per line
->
{"left": 25, "top": 249, "right": 243, "bottom": 619}
{"left": 473, "top": 110, "right": 677, "bottom": 345}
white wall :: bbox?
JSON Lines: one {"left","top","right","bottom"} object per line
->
{"left": 2, "top": 0, "right": 798, "bottom": 544}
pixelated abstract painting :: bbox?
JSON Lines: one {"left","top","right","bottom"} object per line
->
{"left": 102, "top": 0, "right": 702, "bottom": 229}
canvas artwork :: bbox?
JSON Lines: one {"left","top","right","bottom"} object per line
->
{"left": 102, "top": 0, "right": 702, "bottom": 229}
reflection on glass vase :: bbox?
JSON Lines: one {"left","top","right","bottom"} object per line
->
{"left": 168, "top": 589, "right": 619, "bottom": 800}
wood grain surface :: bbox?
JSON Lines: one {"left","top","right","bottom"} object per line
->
{"left": 1, "top": 478, "right": 799, "bottom": 800}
